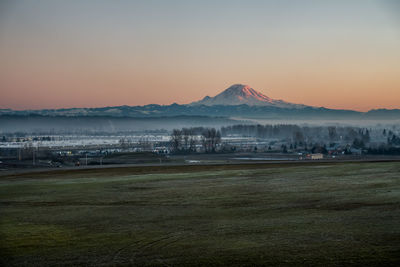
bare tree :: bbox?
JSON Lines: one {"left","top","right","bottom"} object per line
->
{"left": 119, "top": 138, "right": 131, "bottom": 149}
{"left": 293, "top": 131, "right": 305, "bottom": 145}
{"left": 328, "top": 126, "right": 338, "bottom": 141}
{"left": 189, "top": 134, "right": 197, "bottom": 152}
{"left": 201, "top": 128, "right": 221, "bottom": 153}
{"left": 170, "top": 129, "right": 183, "bottom": 152}
{"left": 182, "top": 128, "right": 191, "bottom": 151}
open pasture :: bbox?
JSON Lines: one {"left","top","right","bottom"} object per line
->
{"left": 0, "top": 162, "right": 399, "bottom": 266}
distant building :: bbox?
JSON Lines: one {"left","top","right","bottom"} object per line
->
{"left": 310, "top": 153, "right": 323, "bottom": 160}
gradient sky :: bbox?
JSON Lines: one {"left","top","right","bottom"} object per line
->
{"left": 0, "top": 0, "right": 399, "bottom": 111}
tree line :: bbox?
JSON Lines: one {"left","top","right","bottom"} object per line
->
{"left": 220, "top": 124, "right": 372, "bottom": 144}
{"left": 170, "top": 127, "right": 221, "bottom": 153}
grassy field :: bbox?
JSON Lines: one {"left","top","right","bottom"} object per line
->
{"left": 0, "top": 162, "right": 399, "bottom": 266}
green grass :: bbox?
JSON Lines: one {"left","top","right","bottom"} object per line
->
{"left": 0, "top": 162, "right": 399, "bottom": 266}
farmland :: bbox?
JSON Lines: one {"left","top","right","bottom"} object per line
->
{"left": 1, "top": 162, "right": 399, "bottom": 266}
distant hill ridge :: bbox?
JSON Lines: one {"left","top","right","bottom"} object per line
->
{"left": 1, "top": 84, "right": 399, "bottom": 119}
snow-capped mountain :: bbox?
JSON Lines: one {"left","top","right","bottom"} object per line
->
{"left": 190, "top": 84, "right": 307, "bottom": 108}
{"left": 1, "top": 83, "right": 398, "bottom": 119}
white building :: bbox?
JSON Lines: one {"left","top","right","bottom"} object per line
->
{"left": 310, "top": 153, "right": 324, "bottom": 160}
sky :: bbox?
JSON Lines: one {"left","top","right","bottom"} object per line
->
{"left": 0, "top": 0, "right": 399, "bottom": 111}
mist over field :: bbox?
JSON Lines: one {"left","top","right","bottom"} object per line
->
{"left": 0, "top": 115, "right": 242, "bottom": 134}
{"left": 1, "top": 114, "right": 399, "bottom": 135}
{"left": 240, "top": 118, "right": 400, "bottom": 128}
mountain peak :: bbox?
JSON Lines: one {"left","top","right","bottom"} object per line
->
{"left": 225, "top": 83, "right": 251, "bottom": 91}
{"left": 221, "top": 84, "right": 273, "bottom": 103}
{"left": 191, "top": 83, "right": 305, "bottom": 108}
{"left": 190, "top": 84, "right": 307, "bottom": 108}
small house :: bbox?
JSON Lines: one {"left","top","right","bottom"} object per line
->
{"left": 310, "top": 153, "right": 323, "bottom": 160}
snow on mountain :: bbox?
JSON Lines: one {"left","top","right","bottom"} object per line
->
{"left": 190, "top": 84, "right": 307, "bottom": 108}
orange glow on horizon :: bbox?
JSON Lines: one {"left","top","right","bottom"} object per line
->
{"left": 1, "top": 1, "right": 399, "bottom": 112}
